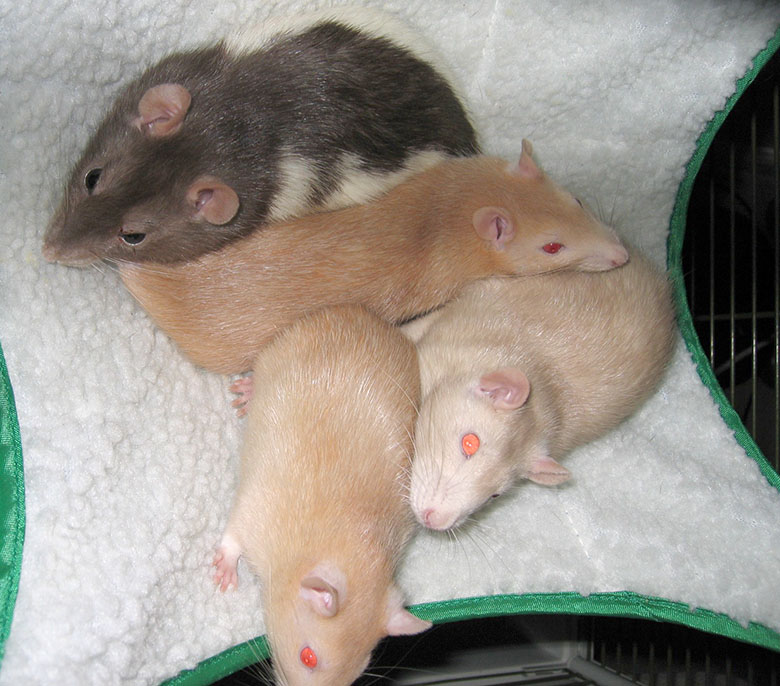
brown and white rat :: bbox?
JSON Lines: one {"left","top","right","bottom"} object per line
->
{"left": 406, "top": 247, "right": 677, "bottom": 531}
{"left": 212, "top": 304, "right": 430, "bottom": 686}
{"left": 118, "top": 143, "right": 629, "bottom": 375}
{"left": 42, "top": 7, "right": 478, "bottom": 266}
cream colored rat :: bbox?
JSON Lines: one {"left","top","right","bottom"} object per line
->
{"left": 213, "top": 305, "right": 430, "bottom": 686}
{"left": 406, "top": 248, "right": 677, "bottom": 531}
{"left": 120, "top": 142, "right": 628, "bottom": 374}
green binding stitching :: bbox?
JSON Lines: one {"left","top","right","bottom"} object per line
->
{"left": 0, "top": 341, "right": 25, "bottom": 671}
{"left": 667, "top": 26, "right": 780, "bottom": 490}
{"left": 161, "top": 637, "right": 270, "bottom": 686}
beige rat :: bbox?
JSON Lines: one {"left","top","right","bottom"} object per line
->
{"left": 406, "top": 248, "right": 677, "bottom": 531}
{"left": 120, "top": 142, "right": 628, "bottom": 374}
{"left": 212, "top": 305, "right": 429, "bottom": 685}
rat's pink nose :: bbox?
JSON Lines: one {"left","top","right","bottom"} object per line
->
{"left": 611, "top": 244, "right": 629, "bottom": 267}
{"left": 421, "top": 507, "right": 452, "bottom": 531}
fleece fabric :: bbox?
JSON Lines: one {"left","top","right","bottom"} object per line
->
{"left": 1, "top": 0, "right": 779, "bottom": 683}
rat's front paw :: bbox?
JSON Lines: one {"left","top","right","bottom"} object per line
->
{"left": 229, "top": 375, "right": 255, "bottom": 418}
{"left": 212, "top": 534, "right": 241, "bottom": 592}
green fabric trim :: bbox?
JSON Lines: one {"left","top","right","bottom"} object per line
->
{"left": 0, "top": 341, "right": 25, "bottom": 671}
{"left": 170, "top": 591, "right": 780, "bottom": 685}
{"left": 161, "top": 637, "right": 270, "bottom": 686}
{"left": 411, "top": 593, "right": 780, "bottom": 652}
{"left": 168, "top": 29, "right": 780, "bottom": 685}
{"left": 667, "top": 26, "right": 780, "bottom": 489}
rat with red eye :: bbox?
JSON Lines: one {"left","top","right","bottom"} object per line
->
{"left": 119, "top": 141, "right": 628, "bottom": 375}
{"left": 404, "top": 246, "right": 676, "bottom": 531}
{"left": 213, "top": 305, "right": 430, "bottom": 685}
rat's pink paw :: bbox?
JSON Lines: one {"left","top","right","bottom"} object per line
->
{"left": 230, "top": 375, "right": 255, "bottom": 417}
{"left": 212, "top": 534, "right": 241, "bottom": 592}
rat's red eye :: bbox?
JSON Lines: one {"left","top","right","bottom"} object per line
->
{"left": 542, "top": 242, "right": 563, "bottom": 254}
{"left": 300, "top": 646, "right": 317, "bottom": 668}
{"left": 461, "top": 433, "right": 480, "bottom": 457}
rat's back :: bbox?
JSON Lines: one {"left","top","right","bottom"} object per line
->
{"left": 227, "top": 305, "right": 424, "bottom": 686}
{"left": 416, "top": 248, "right": 676, "bottom": 454}
{"left": 233, "top": 304, "right": 421, "bottom": 576}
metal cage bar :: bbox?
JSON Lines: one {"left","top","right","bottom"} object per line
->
{"left": 683, "top": 47, "right": 780, "bottom": 471}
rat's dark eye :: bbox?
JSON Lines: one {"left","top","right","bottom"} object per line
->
{"left": 490, "top": 493, "right": 500, "bottom": 499}
{"left": 120, "top": 232, "right": 146, "bottom": 246}
{"left": 84, "top": 168, "right": 102, "bottom": 194}
{"left": 575, "top": 197, "right": 583, "bottom": 207}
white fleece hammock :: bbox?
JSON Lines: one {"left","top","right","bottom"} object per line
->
{"left": 1, "top": 1, "right": 780, "bottom": 684}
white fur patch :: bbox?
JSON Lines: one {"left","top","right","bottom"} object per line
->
{"left": 267, "top": 148, "right": 446, "bottom": 223}
{"left": 266, "top": 149, "right": 319, "bottom": 223}
{"left": 322, "top": 149, "right": 446, "bottom": 211}
{"left": 225, "top": 6, "right": 444, "bottom": 71}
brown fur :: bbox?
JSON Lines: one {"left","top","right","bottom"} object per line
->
{"left": 120, "top": 153, "right": 627, "bottom": 374}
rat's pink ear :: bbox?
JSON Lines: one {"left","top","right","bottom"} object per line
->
{"left": 133, "top": 84, "right": 192, "bottom": 137}
{"left": 187, "top": 176, "right": 240, "bottom": 225}
{"left": 385, "top": 586, "right": 432, "bottom": 636}
{"left": 386, "top": 608, "right": 432, "bottom": 636}
{"left": 508, "top": 139, "right": 542, "bottom": 180}
{"left": 300, "top": 577, "right": 341, "bottom": 618}
{"left": 526, "top": 450, "right": 571, "bottom": 486}
{"left": 300, "top": 564, "right": 347, "bottom": 618}
{"left": 472, "top": 206, "right": 515, "bottom": 249}
{"left": 475, "top": 368, "right": 530, "bottom": 411}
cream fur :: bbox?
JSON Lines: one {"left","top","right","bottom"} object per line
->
{"left": 215, "top": 305, "right": 426, "bottom": 685}
{"left": 408, "top": 249, "right": 676, "bottom": 530}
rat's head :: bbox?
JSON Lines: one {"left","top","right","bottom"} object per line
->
{"left": 469, "top": 141, "right": 629, "bottom": 275}
{"left": 43, "top": 83, "right": 242, "bottom": 266}
{"left": 266, "top": 562, "right": 430, "bottom": 686}
{"left": 410, "top": 368, "right": 570, "bottom": 531}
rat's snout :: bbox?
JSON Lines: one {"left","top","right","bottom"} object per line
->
{"left": 410, "top": 451, "right": 466, "bottom": 531}
{"left": 420, "top": 507, "right": 453, "bottom": 531}
{"left": 414, "top": 499, "right": 462, "bottom": 531}
{"left": 41, "top": 239, "right": 93, "bottom": 267}
{"left": 41, "top": 240, "right": 58, "bottom": 263}
{"left": 580, "top": 239, "right": 629, "bottom": 272}
{"left": 608, "top": 243, "right": 630, "bottom": 268}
